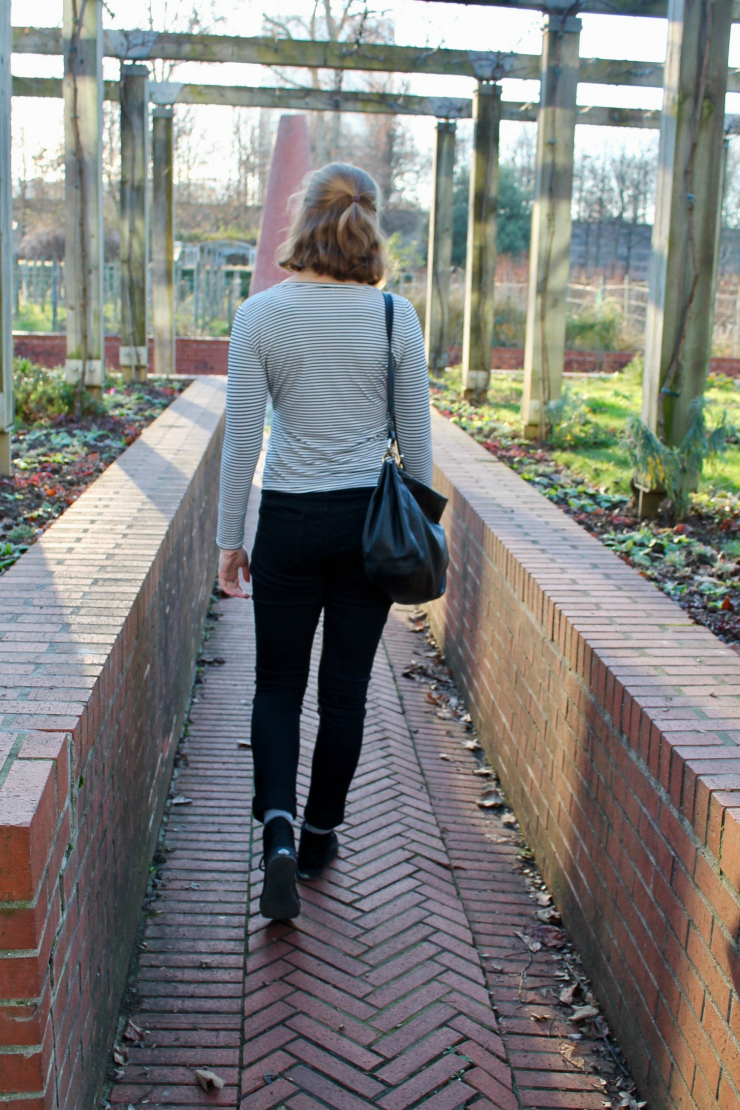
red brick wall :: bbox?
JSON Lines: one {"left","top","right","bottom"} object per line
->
{"left": 12, "top": 333, "right": 230, "bottom": 375}
{"left": 14, "top": 333, "right": 740, "bottom": 380}
{"left": 426, "top": 412, "right": 740, "bottom": 1110}
{"left": 0, "top": 378, "right": 227, "bottom": 1109}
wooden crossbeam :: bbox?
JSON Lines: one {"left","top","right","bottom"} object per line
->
{"left": 10, "top": 74, "right": 672, "bottom": 128}
{"left": 413, "top": 0, "right": 740, "bottom": 18}
{"left": 16, "top": 74, "right": 740, "bottom": 132}
{"left": 12, "top": 26, "right": 740, "bottom": 90}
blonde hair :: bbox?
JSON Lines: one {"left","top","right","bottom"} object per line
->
{"left": 278, "top": 162, "right": 386, "bottom": 285}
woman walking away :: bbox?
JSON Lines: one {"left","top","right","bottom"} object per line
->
{"left": 216, "top": 163, "right": 433, "bottom": 921}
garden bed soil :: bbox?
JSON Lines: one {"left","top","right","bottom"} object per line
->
{"left": 1, "top": 378, "right": 191, "bottom": 575}
{"left": 432, "top": 383, "right": 740, "bottom": 653}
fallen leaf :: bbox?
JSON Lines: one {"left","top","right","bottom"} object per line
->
{"left": 194, "top": 1068, "right": 225, "bottom": 1091}
{"left": 534, "top": 907, "right": 562, "bottom": 925}
{"left": 464, "top": 739, "right": 482, "bottom": 751}
{"left": 515, "top": 929, "right": 542, "bottom": 953}
{"left": 237, "top": 740, "right": 251, "bottom": 748}
{"left": 529, "top": 1009, "right": 549, "bottom": 1021}
{"left": 570, "top": 1004, "right": 600, "bottom": 1024}
{"left": 202, "top": 656, "right": 226, "bottom": 665}
{"left": 560, "top": 1043, "right": 587, "bottom": 1070}
{"left": 559, "top": 983, "right": 580, "bottom": 1005}
{"left": 531, "top": 924, "right": 566, "bottom": 947}
{"left": 477, "top": 795, "right": 504, "bottom": 809}
{"left": 171, "top": 796, "right": 192, "bottom": 806}
{"left": 535, "top": 891, "right": 552, "bottom": 906}
{"left": 122, "top": 1020, "right": 144, "bottom": 1042}
{"left": 439, "top": 753, "right": 451, "bottom": 761}
{"left": 473, "top": 767, "right": 492, "bottom": 777}
{"left": 112, "top": 1046, "right": 127, "bottom": 1065}
{"left": 501, "top": 813, "right": 517, "bottom": 827}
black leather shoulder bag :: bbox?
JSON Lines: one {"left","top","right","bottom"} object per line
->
{"left": 362, "top": 292, "right": 449, "bottom": 605}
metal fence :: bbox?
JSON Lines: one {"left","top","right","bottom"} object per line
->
{"left": 13, "top": 240, "right": 256, "bottom": 340}
{"left": 14, "top": 258, "right": 740, "bottom": 358}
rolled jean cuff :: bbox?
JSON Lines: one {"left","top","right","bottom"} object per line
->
{"left": 252, "top": 794, "right": 297, "bottom": 824}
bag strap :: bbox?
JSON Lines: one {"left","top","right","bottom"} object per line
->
{"left": 383, "top": 292, "right": 401, "bottom": 459}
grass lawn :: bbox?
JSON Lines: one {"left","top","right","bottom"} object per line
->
{"left": 432, "top": 362, "right": 740, "bottom": 504}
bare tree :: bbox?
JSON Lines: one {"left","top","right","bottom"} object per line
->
{"left": 263, "top": 2, "right": 394, "bottom": 165}
{"left": 610, "top": 145, "right": 656, "bottom": 272}
{"left": 507, "top": 128, "right": 536, "bottom": 194}
{"left": 230, "top": 110, "right": 275, "bottom": 208}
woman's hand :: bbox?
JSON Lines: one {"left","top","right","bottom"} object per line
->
{"left": 219, "top": 547, "right": 251, "bottom": 599}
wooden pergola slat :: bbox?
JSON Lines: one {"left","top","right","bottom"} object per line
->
{"left": 9, "top": 74, "right": 673, "bottom": 130}
{"left": 11, "top": 26, "right": 740, "bottom": 90}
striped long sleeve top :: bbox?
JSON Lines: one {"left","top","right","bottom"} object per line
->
{"left": 216, "top": 280, "right": 433, "bottom": 550}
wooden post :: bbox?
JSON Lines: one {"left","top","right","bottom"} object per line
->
{"left": 461, "top": 83, "right": 501, "bottom": 399}
{"left": 641, "top": 0, "right": 733, "bottom": 454}
{"left": 152, "top": 107, "right": 175, "bottom": 377}
{"left": 425, "top": 120, "right": 456, "bottom": 376}
{"left": 520, "top": 14, "right": 581, "bottom": 439}
{"left": 63, "top": 0, "right": 105, "bottom": 398}
{"left": 120, "top": 64, "right": 149, "bottom": 382}
{"left": 0, "top": 0, "right": 13, "bottom": 474}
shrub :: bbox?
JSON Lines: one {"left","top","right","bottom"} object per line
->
{"left": 565, "top": 301, "right": 628, "bottom": 352}
{"left": 13, "top": 359, "right": 103, "bottom": 425}
{"left": 625, "top": 397, "right": 735, "bottom": 519}
{"left": 545, "top": 387, "right": 617, "bottom": 449}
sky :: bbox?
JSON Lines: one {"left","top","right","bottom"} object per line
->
{"left": 9, "top": 0, "right": 740, "bottom": 197}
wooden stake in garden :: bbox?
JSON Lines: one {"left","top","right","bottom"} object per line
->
{"left": 461, "top": 83, "right": 500, "bottom": 400}
{"left": 120, "top": 64, "right": 149, "bottom": 382}
{"left": 639, "top": 0, "right": 733, "bottom": 510}
{"left": 521, "top": 14, "right": 581, "bottom": 439}
{"left": 425, "top": 120, "right": 456, "bottom": 376}
{"left": 0, "top": 0, "right": 13, "bottom": 475}
{"left": 152, "top": 106, "right": 175, "bottom": 377}
{"left": 63, "top": 0, "right": 105, "bottom": 401}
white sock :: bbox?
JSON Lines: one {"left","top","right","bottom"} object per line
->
{"left": 303, "top": 820, "right": 334, "bottom": 835}
{"left": 264, "top": 808, "right": 294, "bottom": 825}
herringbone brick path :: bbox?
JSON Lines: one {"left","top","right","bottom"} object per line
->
{"left": 108, "top": 488, "right": 609, "bottom": 1110}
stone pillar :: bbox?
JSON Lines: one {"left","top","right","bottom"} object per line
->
{"left": 0, "top": 1, "right": 13, "bottom": 474}
{"left": 461, "top": 84, "right": 501, "bottom": 399}
{"left": 63, "top": 0, "right": 105, "bottom": 397}
{"left": 120, "top": 64, "right": 149, "bottom": 382}
{"left": 425, "top": 120, "right": 456, "bottom": 376}
{"left": 152, "top": 107, "right": 175, "bottom": 377}
{"left": 641, "top": 0, "right": 733, "bottom": 447}
{"left": 520, "top": 14, "right": 581, "bottom": 439}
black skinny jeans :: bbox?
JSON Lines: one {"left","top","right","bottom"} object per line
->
{"left": 250, "top": 487, "right": 391, "bottom": 829}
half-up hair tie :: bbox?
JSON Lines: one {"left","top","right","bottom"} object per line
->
{"left": 277, "top": 162, "right": 386, "bottom": 285}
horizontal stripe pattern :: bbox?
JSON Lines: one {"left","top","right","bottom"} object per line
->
{"left": 217, "top": 281, "right": 433, "bottom": 550}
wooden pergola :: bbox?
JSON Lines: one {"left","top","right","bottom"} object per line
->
{"left": 0, "top": 0, "right": 733, "bottom": 476}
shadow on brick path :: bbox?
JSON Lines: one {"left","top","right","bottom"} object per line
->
{"left": 107, "top": 484, "right": 613, "bottom": 1110}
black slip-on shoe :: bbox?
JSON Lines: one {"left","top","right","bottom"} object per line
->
{"left": 259, "top": 817, "right": 300, "bottom": 920}
{"left": 297, "top": 827, "right": 339, "bottom": 881}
